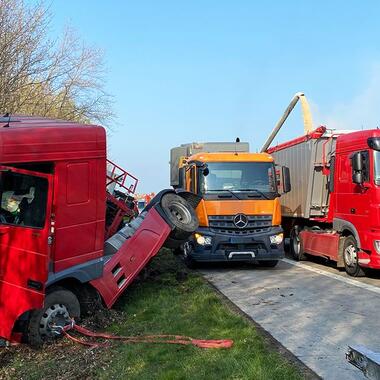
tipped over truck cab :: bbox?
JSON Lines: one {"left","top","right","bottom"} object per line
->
{"left": 170, "top": 142, "right": 290, "bottom": 267}
{"left": 0, "top": 115, "right": 200, "bottom": 345}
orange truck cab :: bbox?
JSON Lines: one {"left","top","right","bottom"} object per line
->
{"left": 170, "top": 142, "right": 291, "bottom": 267}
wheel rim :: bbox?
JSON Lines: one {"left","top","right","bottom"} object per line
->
{"left": 292, "top": 232, "right": 300, "bottom": 255}
{"left": 344, "top": 244, "right": 358, "bottom": 268}
{"left": 168, "top": 201, "right": 192, "bottom": 224}
{"left": 39, "top": 303, "right": 71, "bottom": 339}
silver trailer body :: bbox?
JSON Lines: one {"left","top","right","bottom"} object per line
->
{"left": 170, "top": 142, "right": 249, "bottom": 187}
{"left": 270, "top": 131, "right": 352, "bottom": 219}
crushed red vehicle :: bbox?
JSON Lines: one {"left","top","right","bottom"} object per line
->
{"left": 268, "top": 126, "right": 380, "bottom": 276}
{"left": 0, "top": 115, "right": 199, "bottom": 345}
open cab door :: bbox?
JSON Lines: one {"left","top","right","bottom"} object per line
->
{"left": 0, "top": 165, "right": 53, "bottom": 340}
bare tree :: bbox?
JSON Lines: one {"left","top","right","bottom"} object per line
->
{"left": 0, "top": 0, "right": 113, "bottom": 125}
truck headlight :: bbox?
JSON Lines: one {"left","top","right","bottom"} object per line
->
{"left": 270, "top": 233, "right": 284, "bottom": 245}
{"left": 374, "top": 240, "right": 380, "bottom": 254}
{"left": 195, "top": 233, "right": 212, "bottom": 246}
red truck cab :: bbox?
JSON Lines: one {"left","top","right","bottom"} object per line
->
{"left": 269, "top": 127, "right": 380, "bottom": 276}
{"left": 331, "top": 130, "right": 380, "bottom": 271}
{"left": 0, "top": 116, "right": 109, "bottom": 341}
{"left": 0, "top": 115, "right": 199, "bottom": 345}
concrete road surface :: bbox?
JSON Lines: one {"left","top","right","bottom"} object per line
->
{"left": 201, "top": 258, "right": 380, "bottom": 380}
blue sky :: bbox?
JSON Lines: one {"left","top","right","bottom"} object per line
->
{"left": 50, "top": 1, "right": 380, "bottom": 193}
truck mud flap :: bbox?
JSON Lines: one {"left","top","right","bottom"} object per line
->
{"left": 90, "top": 207, "right": 171, "bottom": 308}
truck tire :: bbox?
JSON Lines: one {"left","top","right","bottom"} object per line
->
{"left": 258, "top": 260, "right": 279, "bottom": 267}
{"left": 27, "top": 289, "right": 80, "bottom": 347}
{"left": 290, "top": 225, "right": 306, "bottom": 261}
{"left": 161, "top": 193, "right": 198, "bottom": 240}
{"left": 343, "top": 236, "right": 365, "bottom": 277}
{"left": 76, "top": 286, "right": 102, "bottom": 317}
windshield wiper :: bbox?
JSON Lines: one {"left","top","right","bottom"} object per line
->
{"left": 207, "top": 189, "right": 243, "bottom": 200}
{"left": 224, "top": 189, "right": 243, "bottom": 200}
{"left": 238, "top": 189, "right": 270, "bottom": 200}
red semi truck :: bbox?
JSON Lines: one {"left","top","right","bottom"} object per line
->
{"left": 268, "top": 125, "right": 380, "bottom": 276}
{"left": 0, "top": 115, "right": 199, "bottom": 345}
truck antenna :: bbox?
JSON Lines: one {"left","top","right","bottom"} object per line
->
{"left": 234, "top": 137, "right": 240, "bottom": 155}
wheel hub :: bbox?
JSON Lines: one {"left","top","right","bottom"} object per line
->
{"left": 169, "top": 202, "right": 191, "bottom": 224}
{"left": 344, "top": 244, "right": 357, "bottom": 267}
{"left": 293, "top": 235, "right": 300, "bottom": 254}
{"left": 39, "top": 303, "right": 71, "bottom": 339}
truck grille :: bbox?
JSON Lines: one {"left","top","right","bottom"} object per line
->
{"left": 208, "top": 215, "right": 272, "bottom": 235}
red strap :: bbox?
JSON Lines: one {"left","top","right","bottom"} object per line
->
{"left": 191, "top": 339, "right": 233, "bottom": 349}
{"left": 62, "top": 323, "right": 233, "bottom": 349}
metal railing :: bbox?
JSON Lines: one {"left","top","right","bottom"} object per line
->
{"left": 106, "top": 159, "right": 138, "bottom": 194}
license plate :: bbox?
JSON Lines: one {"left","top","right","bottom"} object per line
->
{"left": 228, "top": 251, "right": 256, "bottom": 259}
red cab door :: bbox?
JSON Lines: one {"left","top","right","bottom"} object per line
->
{"left": 0, "top": 166, "right": 53, "bottom": 340}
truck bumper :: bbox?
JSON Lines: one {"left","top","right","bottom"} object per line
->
{"left": 188, "top": 226, "right": 284, "bottom": 263}
{"left": 358, "top": 251, "right": 380, "bottom": 270}
{"left": 359, "top": 231, "right": 380, "bottom": 269}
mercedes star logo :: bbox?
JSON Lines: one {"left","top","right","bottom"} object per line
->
{"left": 233, "top": 213, "right": 248, "bottom": 229}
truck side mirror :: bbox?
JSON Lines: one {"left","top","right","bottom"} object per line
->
{"left": 352, "top": 172, "right": 363, "bottom": 185}
{"left": 178, "top": 167, "right": 185, "bottom": 188}
{"left": 351, "top": 152, "right": 363, "bottom": 172}
{"left": 351, "top": 152, "right": 364, "bottom": 185}
{"left": 202, "top": 166, "right": 209, "bottom": 176}
{"left": 282, "top": 166, "right": 291, "bottom": 193}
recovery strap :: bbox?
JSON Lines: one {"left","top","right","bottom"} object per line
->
{"left": 60, "top": 321, "right": 233, "bottom": 349}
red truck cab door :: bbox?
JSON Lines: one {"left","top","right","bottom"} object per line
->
{"left": 335, "top": 151, "right": 370, "bottom": 232}
{"left": 0, "top": 165, "right": 53, "bottom": 340}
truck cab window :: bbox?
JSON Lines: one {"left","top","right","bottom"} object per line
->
{"left": 0, "top": 171, "right": 48, "bottom": 228}
{"left": 190, "top": 166, "right": 196, "bottom": 193}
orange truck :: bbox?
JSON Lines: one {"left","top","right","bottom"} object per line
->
{"left": 170, "top": 142, "right": 291, "bottom": 267}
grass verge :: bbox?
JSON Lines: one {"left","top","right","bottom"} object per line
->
{"left": 0, "top": 250, "right": 304, "bottom": 380}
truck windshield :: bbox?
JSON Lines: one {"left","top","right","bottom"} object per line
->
{"left": 374, "top": 151, "right": 380, "bottom": 185}
{"left": 200, "top": 162, "right": 277, "bottom": 194}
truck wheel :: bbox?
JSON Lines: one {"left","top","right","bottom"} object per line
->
{"left": 343, "top": 236, "right": 365, "bottom": 277}
{"left": 27, "top": 289, "right": 80, "bottom": 347}
{"left": 290, "top": 226, "right": 305, "bottom": 261}
{"left": 161, "top": 193, "right": 198, "bottom": 240}
{"left": 77, "top": 286, "right": 102, "bottom": 317}
{"left": 258, "top": 260, "right": 279, "bottom": 267}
